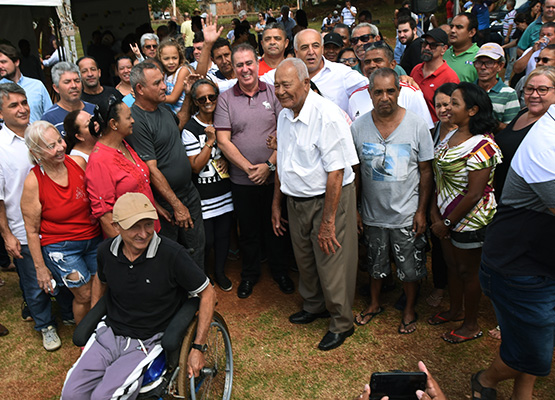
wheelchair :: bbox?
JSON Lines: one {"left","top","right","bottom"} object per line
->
{"left": 73, "top": 296, "right": 233, "bottom": 400}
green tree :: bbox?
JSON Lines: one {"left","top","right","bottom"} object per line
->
{"left": 176, "top": 0, "right": 198, "bottom": 15}
{"left": 149, "top": 0, "right": 172, "bottom": 12}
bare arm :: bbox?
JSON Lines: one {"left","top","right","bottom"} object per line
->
{"left": 69, "top": 155, "right": 87, "bottom": 170}
{"left": 91, "top": 274, "right": 107, "bottom": 308}
{"left": 414, "top": 160, "right": 433, "bottom": 237}
{"left": 271, "top": 170, "right": 287, "bottom": 236}
{"left": 145, "top": 159, "right": 193, "bottom": 229}
{"left": 165, "top": 67, "right": 191, "bottom": 104}
{"left": 216, "top": 129, "right": 253, "bottom": 174}
{"left": 353, "top": 164, "right": 363, "bottom": 234}
{"left": 187, "top": 126, "right": 216, "bottom": 174}
{"left": 0, "top": 201, "right": 22, "bottom": 259}
{"left": 187, "top": 283, "right": 216, "bottom": 378}
{"left": 20, "top": 173, "right": 53, "bottom": 294}
{"left": 318, "top": 169, "right": 344, "bottom": 255}
{"left": 99, "top": 213, "right": 119, "bottom": 238}
{"left": 431, "top": 167, "right": 492, "bottom": 238}
{"left": 196, "top": 14, "right": 223, "bottom": 77}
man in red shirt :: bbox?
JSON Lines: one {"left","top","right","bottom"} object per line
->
{"left": 410, "top": 28, "right": 460, "bottom": 121}
{"left": 258, "top": 22, "right": 289, "bottom": 76}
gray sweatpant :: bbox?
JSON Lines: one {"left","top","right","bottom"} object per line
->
{"left": 61, "top": 322, "right": 163, "bottom": 400}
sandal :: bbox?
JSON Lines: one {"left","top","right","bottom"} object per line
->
{"left": 443, "top": 329, "right": 483, "bottom": 344}
{"left": 471, "top": 370, "right": 497, "bottom": 400}
{"left": 354, "top": 307, "right": 384, "bottom": 326}
{"left": 428, "top": 311, "right": 464, "bottom": 326}
{"left": 398, "top": 313, "right": 418, "bottom": 334}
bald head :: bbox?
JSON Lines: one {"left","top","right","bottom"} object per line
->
{"left": 293, "top": 29, "right": 325, "bottom": 77}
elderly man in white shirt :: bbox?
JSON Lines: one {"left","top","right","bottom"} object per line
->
{"left": 349, "top": 42, "right": 434, "bottom": 126}
{"left": 271, "top": 58, "right": 359, "bottom": 352}
{"left": 293, "top": 29, "right": 368, "bottom": 114}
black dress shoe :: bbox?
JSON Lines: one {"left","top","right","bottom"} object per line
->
{"left": 275, "top": 275, "right": 294, "bottom": 294}
{"left": 318, "top": 327, "right": 355, "bottom": 351}
{"left": 237, "top": 280, "right": 255, "bottom": 299}
{"left": 289, "top": 309, "right": 330, "bottom": 324}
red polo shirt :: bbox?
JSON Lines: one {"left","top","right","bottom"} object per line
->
{"left": 411, "top": 61, "right": 460, "bottom": 122}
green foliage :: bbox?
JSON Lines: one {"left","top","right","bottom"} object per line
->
{"left": 148, "top": 0, "right": 172, "bottom": 12}
{"left": 245, "top": 0, "right": 296, "bottom": 12}
{"left": 176, "top": 0, "right": 198, "bottom": 15}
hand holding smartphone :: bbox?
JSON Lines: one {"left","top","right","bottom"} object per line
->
{"left": 369, "top": 371, "right": 427, "bottom": 400}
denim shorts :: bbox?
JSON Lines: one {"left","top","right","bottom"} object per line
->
{"left": 450, "top": 227, "right": 486, "bottom": 249}
{"left": 364, "top": 225, "right": 428, "bottom": 282}
{"left": 479, "top": 263, "right": 555, "bottom": 376}
{"left": 43, "top": 236, "right": 102, "bottom": 289}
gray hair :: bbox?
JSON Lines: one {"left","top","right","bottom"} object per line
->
{"left": 24, "top": 120, "right": 61, "bottom": 165}
{"left": 51, "top": 61, "right": 80, "bottom": 86}
{"left": 352, "top": 22, "right": 379, "bottom": 37}
{"left": 368, "top": 67, "right": 400, "bottom": 92}
{"left": 277, "top": 58, "right": 309, "bottom": 81}
{"left": 239, "top": 10, "right": 247, "bottom": 18}
{"left": 263, "top": 22, "right": 287, "bottom": 39}
{"left": 0, "top": 82, "right": 26, "bottom": 111}
{"left": 129, "top": 61, "right": 161, "bottom": 91}
{"left": 293, "top": 29, "right": 322, "bottom": 51}
{"left": 140, "top": 33, "right": 160, "bottom": 48}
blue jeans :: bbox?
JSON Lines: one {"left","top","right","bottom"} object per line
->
{"left": 15, "top": 245, "right": 74, "bottom": 331}
{"left": 480, "top": 263, "right": 555, "bottom": 376}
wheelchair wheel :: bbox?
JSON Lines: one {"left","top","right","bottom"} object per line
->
{"left": 177, "top": 311, "right": 233, "bottom": 400}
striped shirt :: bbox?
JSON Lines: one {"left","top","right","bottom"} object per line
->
{"left": 482, "top": 78, "right": 520, "bottom": 125}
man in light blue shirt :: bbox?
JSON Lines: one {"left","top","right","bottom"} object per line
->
{"left": 0, "top": 44, "right": 52, "bottom": 123}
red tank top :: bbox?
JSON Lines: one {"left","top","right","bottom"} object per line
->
{"left": 33, "top": 156, "right": 101, "bottom": 246}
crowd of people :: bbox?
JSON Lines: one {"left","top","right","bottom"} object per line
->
{"left": 0, "top": 1, "right": 554, "bottom": 399}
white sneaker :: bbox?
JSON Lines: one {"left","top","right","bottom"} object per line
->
{"left": 41, "top": 325, "right": 61, "bottom": 351}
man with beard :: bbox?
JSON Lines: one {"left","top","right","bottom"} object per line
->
{"left": 77, "top": 57, "right": 122, "bottom": 106}
{"left": 398, "top": 15, "right": 424, "bottom": 75}
{"left": 351, "top": 67, "right": 433, "bottom": 335}
{"left": 411, "top": 28, "right": 459, "bottom": 121}
{"left": 0, "top": 44, "right": 51, "bottom": 123}
{"left": 41, "top": 62, "right": 95, "bottom": 136}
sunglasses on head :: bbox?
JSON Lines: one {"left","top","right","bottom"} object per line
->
{"left": 363, "top": 40, "right": 393, "bottom": 52}
{"left": 350, "top": 33, "right": 375, "bottom": 45}
{"left": 196, "top": 94, "right": 218, "bottom": 104}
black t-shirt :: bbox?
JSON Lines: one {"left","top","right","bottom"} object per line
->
{"left": 81, "top": 86, "right": 123, "bottom": 106}
{"left": 97, "top": 234, "right": 208, "bottom": 339}
{"left": 127, "top": 104, "right": 193, "bottom": 210}
{"left": 400, "top": 37, "right": 423, "bottom": 76}
{"left": 493, "top": 108, "right": 535, "bottom": 201}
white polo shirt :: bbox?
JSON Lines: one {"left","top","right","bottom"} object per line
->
{"left": 276, "top": 90, "right": 359, "bottom": 197}
{"left": 310, "top": 58, "right": 368, "bottom": 114}
{"left": 348, "top": 81, "right": 435, "bottom": 129}
{"left": 0, "top": 125, "right": 33, "bottom": 244}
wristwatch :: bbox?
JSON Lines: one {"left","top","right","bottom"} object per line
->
{"left": 265, "top": 160, "right": 276, "bottom": 172}
{"left": 192, "top": 343, "right": 208, "bottom": 353}
{"left": 443, "top": 218, "right": 452, "bottom": 227}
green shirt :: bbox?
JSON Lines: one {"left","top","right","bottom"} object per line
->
{"left": 517, "top": 17, "right": 543, "bottom": 51}
{"left": 443, "top": 43, "right": 479, "bottom": 83}
{"left": 477, "top": 78, "right": 520, "bottom": 124}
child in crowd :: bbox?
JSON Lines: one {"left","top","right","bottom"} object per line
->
{"left": 502, "top": 12, "right": 532, "bottom": 84}
{"left": 502, "top": 0, "right": 518, "bottom": 82}
{"left": 157, "top": 39, "right": 191, "bottom": 114}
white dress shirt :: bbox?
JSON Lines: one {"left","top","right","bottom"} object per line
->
{"left": 0, "top": 125, "right": 33, "bottom": 243}
{"left": 276, "top": 90, "right": 359, "bottom": 197}
{"left": 348, "top": 81, "right": 435, "bottom": 129}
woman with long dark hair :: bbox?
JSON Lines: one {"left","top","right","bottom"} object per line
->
{"left": 429, "top": 82, "right": 502, "bottom": 344}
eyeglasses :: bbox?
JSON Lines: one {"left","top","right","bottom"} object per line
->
{"left": 350, "top": 33, "right": 375, "bottom": 45}
{"left": 196, "top": 94, "right": 218, "bottom": 104}
{"left": 473, "top": 59, "right": 498, "bottom": 68}
{"left": 421, "top": 41, "right": 443, "bottom": 50}
{"left": 534, "top": 56, "right": 554, "bottom": 64}
{"left": 523, "top": 85, "right": 555, "bottom": 96}
{"left": 339, "top": 57, "right": 358, "bottom": 65}
{"left": 144, "top": 44, "right": 158, "bottom": 50}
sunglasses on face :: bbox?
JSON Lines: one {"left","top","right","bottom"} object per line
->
{"left": 523, "top": 85, "right": 555, "bottom": 95}
{"left": 350, "top": 33, "right": 375, "bottom": 45}
{"left": 144, "top": 44, "right": 158, "bottom": 50}
{"left": 196, "top": 94, "right": 218, "bottom": 104}
{"left": 535, "top": 56, "right": 553, "bottom": 64}
{"left": 421, "top": 41, "right": 443, "bottom": 50}
{"left": 363, "top": 40, "right": 393, "bottom": 52}
{"left": 339, "top": 57, "right": 358, "bottom": 65}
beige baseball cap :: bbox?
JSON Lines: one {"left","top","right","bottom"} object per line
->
{"left": 112, "top": 192, "right": 158, "bottom": 230}
{"left": 475, "top": 42, "right": 504, "bottom": 60}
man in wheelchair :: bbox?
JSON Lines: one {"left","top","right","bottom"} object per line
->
{"left": 61, "top": 192, "right": 216, "bottom": 400}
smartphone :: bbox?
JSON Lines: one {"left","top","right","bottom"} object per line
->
{"left": 369, "top": 371, "right": 427, "bottom": 400}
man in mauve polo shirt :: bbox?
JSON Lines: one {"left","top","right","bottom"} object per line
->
{"left": 411, "top": 28, "right": 460, "bottom": 121}
{"left": 214, "top": 43, "right": 294, "bottom": 300}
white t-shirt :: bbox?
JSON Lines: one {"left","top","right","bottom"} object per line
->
{"left": 342, "top": 6, "right": 357, "bottom": 26}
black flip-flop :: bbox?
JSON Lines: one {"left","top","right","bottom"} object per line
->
{"left": 398, "top": 313, "right": 418, "bottom": 334}
{"left": 354, "top": 307, "right": 384, "bottom": 326}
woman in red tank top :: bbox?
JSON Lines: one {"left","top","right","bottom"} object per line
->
{"left": 21, "top": 121, "right": 102, "bottom": 326}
